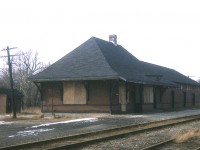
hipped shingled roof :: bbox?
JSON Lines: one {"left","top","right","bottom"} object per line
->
{"left": 29, "top": 37, "right": 199, "bottom": 87}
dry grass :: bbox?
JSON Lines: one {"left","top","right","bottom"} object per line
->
{"left": 44, "top": 113, "right": 110, "bottom": 122}
{"left": 0, "top": 107, "right": 44, "bottom": 121}
{"left": 0, "top": 107, "right": 110, "bottom": 122}
{"left": 173, "top": 129, "right": 200, "bottom": 143}
{"left": 21, "top": 107, "right": 42, "bottom": 115}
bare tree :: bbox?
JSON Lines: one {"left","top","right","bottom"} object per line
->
{"left": 1, "top": 50, "right": 49, "bottom": 109}
{"left": 0, "top": 50, "right": 49, "bottom": 109}
{"left": 0, "top": 68, "right": 10, "bottom": 88}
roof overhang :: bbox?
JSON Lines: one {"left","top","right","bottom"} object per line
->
{"left": 29, "top": 76, "right": 120, "bottom": 83}
{"left": 125, "top": 79, "right": 179, "bottom": 88}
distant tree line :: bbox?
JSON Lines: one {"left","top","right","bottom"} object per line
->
{"left": 0, "top": 50, "right": 49, "bottom": 109}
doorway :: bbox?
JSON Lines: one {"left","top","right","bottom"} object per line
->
{"left": 153, "top": 88, "right": 157, "bottom": 109}
{"left": 134, "top": 85, "right": 142, "bottom": 113}
{"left": 183, "top": 92, "right": 186, "bottom": 107}
{"left": 192, "top": 93, "right": 195, "bottom": 106}
{"left": 171, "top": 91, "right": 175, "bottom": 109}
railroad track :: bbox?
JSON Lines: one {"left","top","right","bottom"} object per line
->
{"left": 142, "top": 137, "right": 200, "bottom": 150}
{"left": 141, "top": 127, "right": 200, "bottom": 150}
{"left": 1, "top": 114, "right": 200, "bottom": 150}
{"left": 141, "top": 139, "right": 173, "bottom": 150}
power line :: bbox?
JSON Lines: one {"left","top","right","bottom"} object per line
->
{"left": 0, "top": 55, "right": 17, "bottom": 58}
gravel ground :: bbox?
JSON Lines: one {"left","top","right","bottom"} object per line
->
{"left": 77, "top": 120, "right": 200, "bottom": 150}
{"left": 0, "top": 109, "right": 200, "bottom": 148}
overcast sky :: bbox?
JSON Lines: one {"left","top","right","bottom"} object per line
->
{"left": 0, "top": 0, "right": 200, "bottom": 80}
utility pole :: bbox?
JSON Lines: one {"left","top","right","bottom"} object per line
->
{"left": 0, "top": 46, "right": 17, "bottom": 118}
{"left": 7, "top": 46, "right": 17, "bottom": 118}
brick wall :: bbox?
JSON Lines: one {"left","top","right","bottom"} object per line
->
{"left": 0, "top": 94, "right": 7, "bottom": 114}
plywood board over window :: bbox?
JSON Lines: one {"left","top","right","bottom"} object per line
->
{"left": 63, "top": 81, "right": 86, "bottom": 104}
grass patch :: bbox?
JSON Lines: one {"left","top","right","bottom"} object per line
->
{"left": 173, "top": 129, "right": 200, "bottom": 143}
{"left": 0, "top": 108, "right": 110, "bottom": 122}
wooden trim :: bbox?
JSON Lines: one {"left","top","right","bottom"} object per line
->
{"left": 43, "top": 110, "right": 111, "bottom": 113}
{"left": 43, "top": 104, "right": 110, "bottom": 107}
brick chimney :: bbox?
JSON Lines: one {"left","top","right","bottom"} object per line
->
{"left": 109, "top": 34, "right": 117, "bottom": 46}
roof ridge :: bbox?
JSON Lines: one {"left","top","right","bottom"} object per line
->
{"left": 92, "top": 37, "right": 120, "bottom": 78}
{"left": 94, "top": 37, "right": 142, "bottom": 81}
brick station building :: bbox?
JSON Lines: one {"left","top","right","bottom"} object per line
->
{"left": 29, "top": 35, "right": 200, "bottom": 113}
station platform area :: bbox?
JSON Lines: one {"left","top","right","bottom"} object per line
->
{"left": 0, "top": 109, "right": 200, "bottom": 147}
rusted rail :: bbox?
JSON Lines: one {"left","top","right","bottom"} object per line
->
{"left": 1, "top": 114, "right": 200, "bottom": 150}
{"left": 142, "top": 138, "right": 200, "bottom": 150}
{"left": 141, "top": 139, "right": 173, "bottom": 150}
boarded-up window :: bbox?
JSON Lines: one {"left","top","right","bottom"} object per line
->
{"left": 143, "top": 86, "right": 154, "bottom": 103}
{"left": 63, "top": 81, "right": 86, "bottom": 104}
{"left": 42, "top": 82, "right": 62, "bottom": 105}
{"left": 88, "top": 81, "right": 110, "bottom": 104}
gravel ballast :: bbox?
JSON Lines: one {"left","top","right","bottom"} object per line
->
{"left": 78, "top": 120, "right": 200, "bottom": 150}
